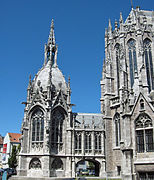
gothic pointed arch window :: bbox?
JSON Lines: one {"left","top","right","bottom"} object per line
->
{"left": 135, "top": 113, "right": 154, "bottom": 153}
{"left": 115, "top": 43, "right": 120, "bottom": 94}
{"left": 51, "top": 108, "right": 65, "bottom": 148}
{"left": 127, "top": 39, "right": 138, "bottom": 87}
{"left": 143, "top": 38, "right": 154, "bottom": 92}
{"left": 95, "top": 132, "right": 102, "bottom": 153}
{"left": 75, "top": 131, "right": 82, "bottom": 153}
{"left": 31, "top": 109, "right": 44, "bottom": 142}
{"left": 114, "top": 113, "right": 121, "bottom": 147}
{"left": 85, "top": 132, "right": 92, "bottom": 153}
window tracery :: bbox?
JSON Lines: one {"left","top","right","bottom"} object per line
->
{"left": 144, "top": 39, "right": 154, "bottom": 92}
{"left": 135, "top": 114, "right": 154, "bottom": 153}
{"left": 51, "top": 108, "right": 64, "bottom": 149}
{"left": 95, "top": 132, "right": 102, "bottom": 153}
{"left": 31, "top": 109, "right": 44, "bottom": 142}
{"left": 127, "top": 39, "right": 138, "bottom": 87}
{"left": 75, "top": 131, "right": 82, "bottom": 153}
{"left": 85, "top": 132, "right": 92, "bottom": 153}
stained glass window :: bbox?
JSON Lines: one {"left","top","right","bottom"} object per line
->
{"left": 31, "top": 109, "right": 44, "bottom": 142}
{"left": 144, "top": 39, "right": 154, "bottom": 92}
{"left": 128, "top": 39, "right": 138, "bottom": 87}
{"left": 51, "top": 109, "right": 64, "bottom": 146}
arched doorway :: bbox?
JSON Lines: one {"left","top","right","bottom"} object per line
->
{"left": 76, "top": 159, "right": 100, "bottom": 177}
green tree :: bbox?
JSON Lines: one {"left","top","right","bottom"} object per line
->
{"left": 88, "top": 161, "right": 95, "bottom": 170}
{"left": 8, "top": 145, "right": 18, "bottom": 169}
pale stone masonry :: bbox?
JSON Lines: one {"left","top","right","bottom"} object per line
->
{"left": 101, "top": 7, "right": 154, "bottom": 180}
{"left": 17, "top": 20, "right": 105, "bottom": 179}
{"left": 14, "top": 7, "right": 154, "bottom": 180}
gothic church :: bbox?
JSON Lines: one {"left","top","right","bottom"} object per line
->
{"left": 15, "top": 7, "right": 154, "bottom": 180}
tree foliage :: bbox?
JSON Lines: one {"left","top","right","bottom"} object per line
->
{"left": 88, "top": 161, "right": 95, "bottom": 170}
{"left": 8, "top": 145, "right": 18, "bottom": 169}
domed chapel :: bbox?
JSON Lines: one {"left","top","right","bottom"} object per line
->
{"left": 16, "top": 7, "right": 154, "bottom": 180}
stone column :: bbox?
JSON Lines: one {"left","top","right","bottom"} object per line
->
{"left": 82, "top": 131, "right": 85, "bottom": 155}
{"left": 72, "top": 158, "right": 76, "bottom": 177}
{"left": 121, "top": 149, "right": 133, "bottom": 180}
{"left": 99, "top": 159, "right": 106, "bottom": 177}
{"left": 42, "top": 156, "right": 50, "bottom": 177}
{"left": 92, "top": 131, "right": 94, "bottom": 154}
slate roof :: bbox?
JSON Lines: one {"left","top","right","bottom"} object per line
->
{"left": 73, "top": 113, "right": 104, "bottom": 129}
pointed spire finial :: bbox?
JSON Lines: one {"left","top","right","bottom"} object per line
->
{"left": 29, "top": 74, "right": 31, "bottom": 83}
{"left": 48, "top": 19, "right": 55, "bottom": 46}
{"left": 115, "top": 19, "right": 118, "bottom": 30}
{"left": 108, "top": 19, "right": 112, "bottom": 38}
{"left": 51, "top": 19, "right": 54, "bottom": 29}
{"left": 131, "top": 0, "right": 134, "bottom": 9}
{"left": 119, "top": 12, "right": 123, "bottom": 24}
{"left": 108, "top": 19, "right": 112, "bottom": 30}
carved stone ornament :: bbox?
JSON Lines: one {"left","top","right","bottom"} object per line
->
{"left": 119, "top": 44, "right": 126, "bottom": 59}
{"left": 136, "top": 114, "right": 152, "bottom": 129}
{"left": 29, "top": 158, "right": 42, "bottom": 169}
{"left": 138, "top": 40, "right": 144, "bottom": 57}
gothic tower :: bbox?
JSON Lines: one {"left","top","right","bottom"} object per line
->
{"left": 18, "top": 20, "right": 73, "bottom": 178}
{"left": 101, "top": 7, "right": 154, "bottom": 179}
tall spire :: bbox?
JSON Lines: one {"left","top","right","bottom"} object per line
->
{"left": 48, "top": 19, "right": 55, "bottom": 46}
{"left": 46, "top": 19, "right": 57, "bottom": 67}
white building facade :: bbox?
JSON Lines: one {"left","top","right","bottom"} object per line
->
{"left": 2, "top": 133, "right": 21, "bottom": 168}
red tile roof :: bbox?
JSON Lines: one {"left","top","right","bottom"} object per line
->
{"left": 8, "top": 133, "right": 22, "bottom": 143}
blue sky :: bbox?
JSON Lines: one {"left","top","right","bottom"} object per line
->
{"left": 0, "top": 0, "right": 154, "bottom": 136}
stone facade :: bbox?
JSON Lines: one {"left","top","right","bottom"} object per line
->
{"left": 17, "top": 20, "right": 105, "bottom": 178}
{"left": 101, "top": 7, "right": 154, "bottom": 180}
{"left": 16, "top": 8, "right": 154, "bottom": 180}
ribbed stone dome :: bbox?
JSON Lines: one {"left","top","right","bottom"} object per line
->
{"left": 34, "top": 61, "right": 67, "bottom": 94}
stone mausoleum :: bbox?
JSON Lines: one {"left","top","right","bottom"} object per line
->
{"left": 14, "top": 7, "right": 154, "bottom": 180}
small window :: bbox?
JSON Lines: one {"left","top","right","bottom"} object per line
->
{"left": 114, "top": 113, "right": 121, "bottom": 147}
{"left": 140, "top": 99, "right": 144, "bottom": 110}
{"left": 117, "top": 166, "right": 121, "bottom": 176}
